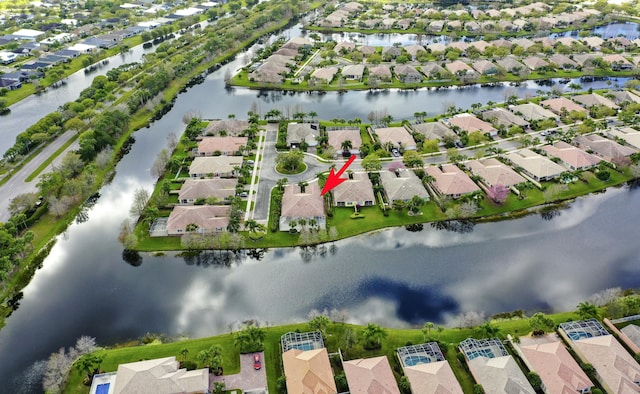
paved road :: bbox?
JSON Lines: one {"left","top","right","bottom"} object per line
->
{"left": 0, "top": 130, "right": 78, "bottom": 223}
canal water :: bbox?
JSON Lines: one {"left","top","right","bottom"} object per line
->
{"left": 1, "top": 22, "right": 640, "bottom": 393}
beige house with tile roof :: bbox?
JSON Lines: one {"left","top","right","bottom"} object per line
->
{"left": 609, "top": 90, "right": 640, "bottom": 105}
{"left": 510, "top": 103, "right": 558, "bottom": 122}
{"left": 421, "top": 63, "right": 449, "bottom": 79}
{"left": 280, "top": 180, "right": 325, "bottom": 232}
{"left": 334, "top": 41, "right": 356, "bottom": 53}
{"left": 343, "top": 356, "right": 400, "bottom": 394}
{"left": 403, "top": 44, "right": 426, "bottom": 60}
{"left": 506, "top": 149, "right": 565, "bottom": 181}
{"left": 426, "top": 42, "right": 446, "bottom": 53}
{"left": 447, "top": 41, "right": 468, "bottom": 52}
{"left": 166, "top": 205, "right": 231, "bottom": 235}
{"left": 515, "top": 336, "right": 593, "bottom": 394}
{"left": 204, "top": 120, "right": 250, "bottom": 136}
{"left": 358, "top": 45, "right": 376, "bottom": 56}
{"left": 468, "top": 40, "right": 490, "bottom": 53}
{"left": 111, "top": 357, "right": 209, "bottom": 393}
{"left": 411, "top": 122, "right": 456, "bottom": 145}
{"left": 311, "top": 66, "right": 339, "bottom": 83}
{"left": 394, "top": 64, "right": 422, "bottom": 83}
{"left": 541, "top": 141, "right": 600, "bottom": 171}
{"left": 573, "top": 134, "right": 636, "bottom": 162}
{"left": 380, "top": 169, "right": 429, "bottom": 203}
{"left": 448, "top": 113, "right": 497, "bottom": 136}
{"left": 548, "top": 54, "right": 578, "bottom": 69}
{"left": 333, "top": 172, "right": 375, "bottom": 207}
{"left": 328, "top": 128, "right": 362, "bottom": 155}
{"left": 472, "top": 60, "right": 498, "bottom": 75}
{"left": 522, "top": 56, "right": 549, "bottom": 71}
{"left": 582, "top": 36, "right": 604, "bottom": 49}
{"left": 374, "top": 126, "right": 417, "bottom": 150}
{"left": 368, "top": 65, "right": 392, "bottom": 81}
{"left": 445, "top": 60, "right": 476, "bottom": 76}
{"left": 540, "top": 97, "right": 586, "bottom": 115}
{"left": 282, "top": 348, "right": 337, "bottom": 394}
{"left": 603, "top": 54, "right": 634, "bottom": 70}
{"left": 404, "top": 362, "right": 463, "bottom": 394}
{"left": 481, "top": 108, "right": 529, "bottom": 128}
{"left": 287, "top": 123, "right": 319, "bottom": 147}
{"left": 607, "top": 126, "right": 640, "bottom": 149}
{"left": 189, "top": 156, "right": 243, "bottom": 178}
{"left": 468, "top": 356, "right": 535, "bottom": 394}
{"left": 467, "top": 158, "right": 526, "bottom": 188}
{"left": 571, "top": 93, "right": 619, "bottom": 109}
{"left": 341, "top": 64, "right": 365, "bottom": 81}
{"left": 497, "top": 56, "right": 525, "bottom": 73}
{"left": 512, "top": 38, "right": 536, "bottom": 50}
{"left": 197, "top": 136, "right": 248, "bottom": 156}
{"left": 178, "top": 178, "right": 237, "bottom": 204}
{"left": 563, "top": 334, "right": 640, "bottom": 394}
{"left": 425, "top": 164, "right": 480, "bottom": 198}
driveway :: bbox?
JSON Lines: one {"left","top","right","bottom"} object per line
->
{"left": 211, "top": 352, "right": 266, "bottom": 393}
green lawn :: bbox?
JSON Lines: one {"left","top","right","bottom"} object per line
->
{"left": 63, "top": 311, "right": 584, "bottom": 394}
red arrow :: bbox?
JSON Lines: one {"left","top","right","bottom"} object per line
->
{"left": 321, "top": 155, "right": 357, "bottom": 196}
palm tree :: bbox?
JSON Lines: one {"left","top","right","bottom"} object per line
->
{"left": 293, "top": 112, "right": 306, "bottom": 122}
{"left": 298, "top": 181, "right": 308, "bottom": 193}
{"left": 576, "top": 301, "right": 600, "bottom": 320}
{"left": 437, "top": 326, "right": 444, "bottom": 340}
{"left": 361, "top": 323, "right": 388, "bottom": 346}
{"left": 309, "top": 315, "right": 331, "bottom": 336}
{"left": 477, "top": 322, "right": 500, "bottom": 339}
{"left": 244, "top": 219, "right": 259, "bottom": 233}
{"left": 179, "top": 347, "right": 189, "bottom": 361}
{"left": 341, "top": 139, "right": 353, "bottom": 153}
{"left": 422, "top": 322, "right": 434, "bottom": 341}
{"left": 308, "top": 111, "right": 318, "bottom": 122}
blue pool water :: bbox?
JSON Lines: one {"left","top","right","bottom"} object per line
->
{"left": 569, "top": 331, "right": 593, "bottom": 341}
{"left": 466, "top": 349, "right": 496, "bottom": 361}
{"left": 96, "top": 383, "right": 110, "bottom": 394}
{"left": 404, "top": 355, "right": 431, "bottom": 366}
{"left": 291, "top": 342, "right": 315, "bottom": 351}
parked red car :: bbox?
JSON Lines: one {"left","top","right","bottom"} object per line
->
{"left": 253, "top": 353, "right": 261, "bottom": 370}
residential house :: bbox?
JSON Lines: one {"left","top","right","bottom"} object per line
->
{"left": 0, "top": 77, "right": 21, "bottom": 90}
{"left": 573, "top": 134, "right": 636, "bottom": 162}
{"left": 573, "top": 54, "right": 597, "bottom": 68}
{"left": 374, "top": 126, "right": 417, "bottom": 151}
{"left": 188, "top": 156, "right": 243, "bottom": 178}
{"left": 426, "top": 42, "right": 446, "bottom": 54}
{"left": 472, "top": 60, "right": 498, "bottom": 75}
{"left": 90, "top": 356, "right": 209, "bottom": 393}
{"left": 555, "top": 36, "right": 577, "bottom": 47}
{"left": 279, "top": 180, "right": 326, "bottom": 232}
{"left": 448, "top": 113, "right": 497, "bottom": 137}
{"left": 368, "top": 65, "right": 392, "bottom": 82}
{"left": 287, "top": 123, "right": 319, "bottom": 148}
{"left": 541, "top": 141, "right": 600, "bottom": 171}
{"left": 327, "top": 128, "right": 362, "bottom": 156}
{"left": 332, "top": 172, "right": 375, "bottom": 207}
{"left": 464, "top": 21, "right": 481, "bottom": 32}
{"left": 506, "top": 149, "right": 565, "bottom": 181}
{"left": 380, "top": 169, "right": 429, "bottom": 204}
{"left": 311, "top": 66, "right": 339, "bottom": 83}
{"left": 522, "top": 56, "right": 549, "bottom": 71}
{"left": 511, "top": 38, "right": 536, "bottom": 50}
{"left": 606, "top": 126, "right": 640, "bottom": 149}
{"left": 68, "top": 43, "right": 97, "bottom": 53}
{"left": 204, "top": 120, "right": 250, "bottom": 136}
{"left": 83, "top": 37, "right": 116, "bottom": 49}
{"left": 282, "top": 348, "right": 338, "bottom": 394}
{"left": 559, "top": 320, "right": 640, "bottom": 394}
{"left": 445, "top": 60, "right": 476, "bottom": 77}
{"left": 491, "top": 38, "right": 513, "bottom": 49}
{"left": 496, "top": 56, "right": 525, "bottom": 74}
{"left": 515, "top": 336, "right": 594, "bottom": 394}
{"left": 571, "top": 93, "right": 619, "bottom": 110}
{"left": 582, "top": 36, "right": 604, "bottom": 50}
{"left": 459, "top": 338, "right": 536, "bottom": 394}
{"left": 394, "top": 64, "right": 422, "bottom": 83}
{"left": 620, "top": 324, "right": 640, "bottom": 350}
{"left": 341, "top": 64, "right": 364, "bottom": 81}
{"left": 404, "top": 362, "right": 463, "bottom": 394}
{"left": 343, "top": 357, "right": 400, "bottom": 394}
{"left": 403, "top": 44, "right": 426, "bottom": 60}
{"left": 466, "top": 158, "right": 526, "bottom": 188}
{"left": 603, "top": 54, "right": 634, "bottom": 71}
{"left": 334, "top": 41, "right": 356, "bottom": 54}
{"left": 425, "top": 164, "right": 480, "bottom": 198}
{"left": 510, "top": 103, "right": 558, "bottom": 122}
{"left": 548, "top": 54, "right": 578, "bottom": 70}
{"left": 468, "top": 40, "right": 490, "bottom": 53}
{"left": 381, "top": 46, "right": 402, "bottom": 59}
{"left": 274, "top": 47, "right": 298, "bottom": 57}
{"left": 166, "top": 205, "right": 231, "bottom": 235}
{"left": 282, "top": 37, "right": 313, "bottom": 51}
{"left": 608, "top": 90, "right": 640, "bottom": 105}
{"left": 608, "top": 37, "right": 633, "bottom": 51}
{"left": 481, "top": 108, "right": 529, "bottom": 129}
{"left": 197, "top": 136, "right": 247, "bottom": 156}
{"left": 534, "top": 37, "right": 556, "bottom": 50}
{"left": 446, "top": 20, "right": 462, "bottom": 31}
{"left": 177, "top": 178, "right": 237, "bottom": 204}
{"left": 410, "top": 122, "right": 456, "bottom": 146}
{"left": 8, "top": 28, "right": 45, "bottom": 41}
{"left": 421, "top": 63, "right": 449, "bottom": 79}
{"left": 428, "top": 20, "right": 445, "bottom": 32}
{"left": 357, "top": 45, "right": 376, "bottom": 56}
{"left": 447, "top": 41, "right": 468, "bottom": 53}
{"left": 0, "top": 51, "right": 17, "bottom": 64}
{"left": 540, "top": 97, "right": 586, "bottom": 116}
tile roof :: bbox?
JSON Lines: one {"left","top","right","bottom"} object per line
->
{"left": 404, "top": 361, "right": 464, "bottom": 394}
{"left": 607, "top": 126, "right": 640, "bottom": 149}
{"left": 380, "top": 169, "right": 429, "bottom": 202}
{"left": 468, "top": 356, "right": 536, "bottom": 394}
{"left": 573, "top": 135, "right": 636, "bottom": 161}
{"left": 411, "top": 122, "right": 456, "bottom": 141}
{"left": 204, "top": 120, "right": 250, "bottom": 136}
{"left": 178, "top": 178, "right": 237, "bottom": 202}
{"left": 481, "top": 108, "right": 529, "bottom": 128}
{"left": 166, "top": 205, "right": 231, "bottom": 235}
{"left": 506, "top": 149, "right": 565, "bottom": 180}
{"left": 327, "top": 128, "right": 362, "bottom": 152}
{"left": 188, "top": 156, "right": 243, "bottom": 177}
{"left": 343, "top": 356, "right": 400, "bottom": 394}
{"left": 113, "top": 356, "right": 209, "bottom": 394}
{"left": 425, "top": 164, "right": 480, "bottom": 197}
{"left": 609, "top": 90, "right": 640, "bottom": 105}
{"left": 509, "top": 103, "right": 558, "bottom": 121}
{"left": 374, "top": 126, "right": 416, "bottom": 148}
{"left": 281, "top": 180, "right": 325, "bottom": 219}
{"left": 540, "top": 97, "right": 586, "bottom": 115}
{"left": 571, "top": 93, "right": 619, "bottom": 109}
{"left": 197, "top": 136, "right": 248, "bottom": 155}
{"left": 541, "top": 141, "right": 600, "bottom": 170}
{"left": 282, "top": 349, "right": 337, "bottom": 394}
{"left": 467, "top": 158, "right": 526, "bottom": 187}
{"left": 333, "top": 172, "right": 375, "bottom": 205}
{"left": 448, "top": 113, "right": 497, "bottom": 134}
{"left": 445, "top": 60, "right": 475, "bottom": 75}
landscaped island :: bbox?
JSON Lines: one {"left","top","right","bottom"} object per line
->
{"left": 132, "top": 86, "right": 640, "bottom": 252}
{"left": 59, "top": 290, "right": 640, "bottom": 394}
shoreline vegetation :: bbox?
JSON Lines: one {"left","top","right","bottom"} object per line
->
{"left": 60, "top": 290, "right": 640, "bottom": 394}
{"left": 0, "top": 0, "right": 316, "bottom": 331}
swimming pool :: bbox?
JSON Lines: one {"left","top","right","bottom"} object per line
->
{"left": 569, "top": 331, "right": 593, "bottom": 341}
{"left": 466, "top": 348, "right": 496, "bottom": 360}
{"left": 291, "top": 342, "right": 315, "bottom": 351}
{"left": 95, "top": 383, "right": 110, "bottom": 394}
{"left": 404, "top": 355, "right": 431, "bottom": 366}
